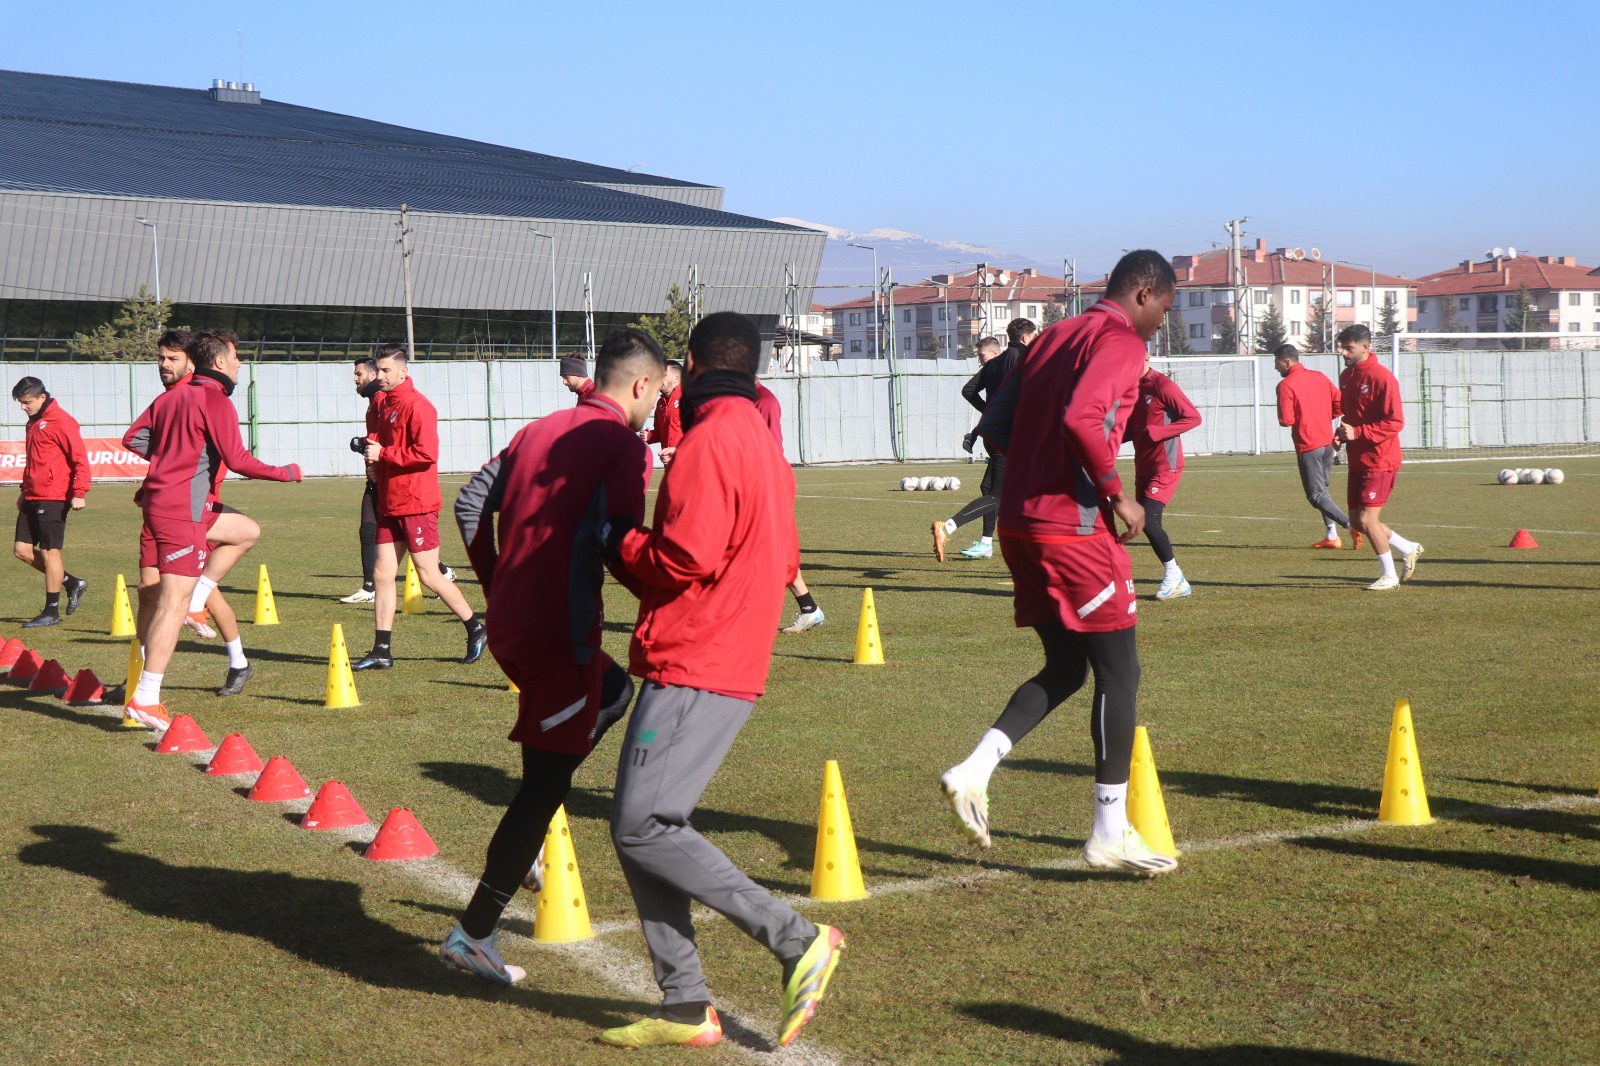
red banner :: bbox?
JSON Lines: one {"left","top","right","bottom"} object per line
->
{"left": 0, "top": 438, "right": 150, "bottom": 483}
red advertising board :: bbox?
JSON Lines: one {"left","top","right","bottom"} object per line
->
{"left": 0, "top": 438, "right": 150, "bottom": 483}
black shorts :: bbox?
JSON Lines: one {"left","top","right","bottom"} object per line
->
{"left": 15, "top": 499, "right": 69, "bottom": 552}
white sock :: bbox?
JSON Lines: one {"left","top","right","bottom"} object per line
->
{"left": 954, "top": 728, "right": 1012, "bottom": 788}
{"left": 1326, "top": 522, "right": 1338, "bottom": 540}
{"left": 943, "top": 519, "right": 957, "bottom": 535}
{"left": 226, "top": 638, "right": 248, "bottom": 669}
{"left": 133, "top": 670, "right": 163, "bottom": 706}
{"left": 1163, "top": 558, "right": 1180, "bottom": 577}
{"left": 1092, "top": 782, "right": 1130, "bottom": 841}
{"left": 980, "top": 535, "right": 992, "bottom": 546}
{"left": 188, "top": 576, "right": 218, "bottom": 614}
{"left": 1387, "top": 531, "right": 1417, "bottom": 555}
{"left": 1379, "top": 551, "right": 1397, "bottom": 579}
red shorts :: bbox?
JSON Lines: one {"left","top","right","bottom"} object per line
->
{"left": 495, "top": 638, "right": 614, "bottom": 755}
{"left": 139, "top": 503, "right": 238, "bottom": 569}
{"left": 1002, "top": 532, "right": 1137, "bottom": 633}
{"left": 1136, "top": 470, "right": 1182, "bottom": 504}
{"left": 376, "top": 512, "right": 440, "bottom": 553}
{"left": 1348, "top": 468, "right": 1397, "bottom": 512}
{"left": 141, "top": 512, "right": 210, "bottom": 577}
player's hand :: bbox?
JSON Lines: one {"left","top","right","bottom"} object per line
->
{"left": 70, "top": 498, "right": 86, "bottom": 511}
{"left": 660, "top": 446, "right": 675, "bottom": 466}
{"left": 1110, "top": 492, "right": 1145, "bottom": 543}
{"left": 597, "top": 516, "right": 638, "bottom": 560}
{"left": 286, "top": 463, "right": 304, "bottom": 483}
{"left": 363, "top": 441, "right": 382, "bottom": 463}
{"left": 1335, "top": 423, "right": 1354, "bottom": 444}
{"left": 961, "top": 431, "right": 977, "bottom": 453}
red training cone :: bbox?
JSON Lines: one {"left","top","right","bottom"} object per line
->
{"left": 64, "top": 668, "right": 104, "bottom": 704}
{"left": 0, "top": 638, "right": 24, "bottom": 670}
{"left": 9, "top": 648, "right": 43, "bottom": 682}
{"left": 1509, "top": 528, "right": 1538, "bottom": 549}
{"left": 248, "top": 756, "right": 311, "bottom": 802}
{"left": 156, "top": 714, "right": 212, "bottom": 754}
{"left": 205, "top": 733, "right": 264, "bottom": 776}
{"left": 301, "top": 781, "right": 370, "bottom": 830}
{"left": 365, "top": 808, "right": 438, "bottom": 861}
{"left": 28, "top": 659, "right": 72, "bottom": 692}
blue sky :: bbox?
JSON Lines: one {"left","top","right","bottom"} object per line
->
{"left": 9, "top": 0, "right": 1597, "bottom": 281}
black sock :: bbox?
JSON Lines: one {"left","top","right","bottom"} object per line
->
{"left": 374, "top": 629, "right": 392, "bottom": 655}
{"left": 780, "top": 931, "right": 819, "bottom": 985}
{"left": 796, "top": 592, "right": 818, "bottom": 614}
{"left": 466, "top": 613, "right": 484, "bottom": 634}
{"left": 42, "top": 593, "right": 60, "bottom": 616}
{"left": 63, "top": 573, "right": 79, "bottom": 588}
{"left": 656, "top": 1002, "right": 710, "bottom": 1025}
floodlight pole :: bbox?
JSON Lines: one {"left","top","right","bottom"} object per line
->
{"left": 848, "top": 242, "right": 879, "bottom": 358}
{"left": 134, "top": 217, "right": 160, "bottom": 302}
{"left": 396, "top": 204, "right": 416, "bottom": 360}
{"left": 530, "top": 228, "right": 557, "bottom": 359}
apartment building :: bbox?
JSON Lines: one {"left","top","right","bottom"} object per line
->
{"left": 824, "top": 266, "right": 1066, "bottom": 359}
{"left": 1413, "top": 254, "right": 1600, "bottom": 342}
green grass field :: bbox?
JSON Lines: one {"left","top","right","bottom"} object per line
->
{"left": 2, "top": 457, "right": 1597, "bottom": 1064}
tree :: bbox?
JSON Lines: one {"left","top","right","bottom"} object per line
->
{"left": 1501, "top": 284, "right": 1539, "bottom": 350}
{"left": 69, "top": 286, "right": 172, "bottom": 361}
{"left": 1041, "top": 301, "right": 1067, "bottom": 327}
{"left": 1213, "top": 311, "right": 1239, "bottom": 354}
{"left": 1303, "top": 298, "right": 1332, "bottom": 352}
{"left": 1254, "top": 301, "right": 1287, "bottom": 354}
{"left": 1162, "top": 310, "right": 1192, "bottom": 355}
{"left": 627, "top": 282, "right": 693, "bottom": 363}
{"left": 1437, "top": 292, "right": 1461, "bottom": 333}
{"left": 1378, "top": 293, "right": 1402, "bottom": 336}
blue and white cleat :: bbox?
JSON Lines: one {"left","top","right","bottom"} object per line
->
{"left": 1155, "top": 572, "right": 1191, "bottom": 601}
{"left": 958, "top": 541, "right": 993, "bottom": 560}
{"left": 440, "top": 923, "right": 526, "bottom": 985}
{"left": 781, "top": 607, "right": 826, "bottom": 634}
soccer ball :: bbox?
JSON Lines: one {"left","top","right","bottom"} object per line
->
{"left": 947, "top": 476, "right": 961, "bottom": 491}
{"left": 918, "top": 476, "right": 936, "bottom": 491}
{"left": 1497, "top": 469, "right": 1517, "bottom": 485}
{"left": 1524, "top": 468, "right": 1545, "bottom": 484}
{"left": 901, "top": 476, "right": 918, "bottom": 491}
{"left": 932, "top": 477, "right": 950, "bottom": 491}
{"left": 1544, "top": 468, "right": 1565, "bottom": 485}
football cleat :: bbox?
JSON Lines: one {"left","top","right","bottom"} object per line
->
{"left": 958, "top": 541, "right": 993, "bottom": 560}
{"left": 1365, "top": 574, "right": 1400, "bottom": 591}
{"left": 1310, "top": 537, "right": 1343, "bottom": 549}
{"left": 1352, "top": 530, "right": 1365, "bottom": 550}
{"left": 1400, "top": 544, "right": 1424, "bottom": 583}
{"left": 215, "top": 664, "right": 253, "bottom": 697}
{"left": 339, "top": 587, "right": 376, "bottom": 604}
{"left": 124, "top": 698, "right": 172, "bottom": 731}
{"left": 441, "top": 565, "right": 457, "bottom": 584}
{"left": 65, "top": 578, "right": 88, "bottom": 616}
{"left": 183, "top": 610, "right": 217, "bottom": 640}
{"left": 439, "top": 923, "right": 525, "bottom": 985}
{"left": 930, "top": 521, "right": 947, "bottom": 563}
{"left": 600, "top": 1008, "right": 723, "bottom": 1049}
{"left": 522, "top": 842, "right": 546, "bottom": 893}
{"left": 781, "top": 607, "right": 826, "bottom": 634}
{"left": 1155, "top": 572, "right": 1191, "bottom": 601}
{"left": 352, "top": 651, "right": 394, "bottom": 671}
{"left": 462, "top": 627, "right": 487, "bottom": 665}
{"left": 779, "top": 925, "right": 845, "bottom": 1047}
{"left": 1083, "top": 826, "right": 1178, "bottom": 876}
{"left": 938, "top": 765, "right": 991, "bottom": 849}
{"left": 22, "top": 611, "right": 61, "bottom": 628}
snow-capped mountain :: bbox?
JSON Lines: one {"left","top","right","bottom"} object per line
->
{"left": 772, "top": 217, "right": 1026, "bottom": 300}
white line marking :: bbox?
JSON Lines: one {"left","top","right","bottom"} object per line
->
{"left": 1169, "top": 511, "right": 1600, "bottom": 537}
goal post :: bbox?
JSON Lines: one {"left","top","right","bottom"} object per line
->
{"left": 1149, "top": 355, "right": 1263, "bottom": 456}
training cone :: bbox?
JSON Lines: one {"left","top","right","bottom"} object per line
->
{"left": 205, "top": 733, "right": 265, "bottom": 776}
{"left": 1509, "top": 528, "right": 1538, "bottom": 549}
{"left": 249, "top": 755, "right": 312, "bottom": 802}
{"left": 109, "top": 573, "right": 136, "bottom": 637}
{"left": 156, "top": 714, "right": 212, "bottom": 754}
{"left": 401, "top": 556, "right": 425, "bottom": 615}
{"left": 64, "top": 668, "right": 104, "bottom": 704}
{"left": 534, "top": 805, "right": 593, "bottom": 942}
{"left": 1378, "top": 698, "right": 1434, "bottom": 826}
{"left": 301, "top": 781, "right": 370, "bottom": 830}
{"left": 9, "top": 648, "right": 43, "bottom": 682}
{"left": 508, "top": 678, "right": 520, "bottom": 693}
{"left": 324, "top": 624, "right": 360, "bottom": 709}
{"left": 1127, "top": 726, "right": 1179, "bottom": 857}
{"left": 810, "top": 760, "right": 869, "bottom": 901}
{"left": 0, "top": 638, "right": 24, "bottom": 670}
{"left": 253, "top": 564, "right": 279, "bottom": 625}
{"left": 365, "top": 808, "right": 438, "bottom": 861}
{"left": 28, "top": 658, "right": 71, "bottom": 692}
{"left": 122, "top": 638, "right": 144, "bottom": 696}
{"left": 852, "top": 587, "right": 885, "bottom": 665}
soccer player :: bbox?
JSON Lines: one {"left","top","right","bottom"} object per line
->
{"left": 559, "top": 354, "right": 594, "bottom": 402}
{"left": 11, "top": 376, "right": 89, "bottom": 627}
{"left": 1336, "top": 325, "right": 1422, "bottom": 590}
{"left": 938, "top": 250, "right": 1179, "bottom": 876}
{"left": 1127, "top": 355, "right": 1201, "bottom": 600}
{"left": 752, "top": 380, "right": 826, "bottom": 633}
{"left": 932, "top": 319, "right": 1036, "bottom": 561}
{"left": 353, "top": 344, "right": 486, "bottom": 670}
{"left": 439, "top": 328, "right": 663, "bottom": 986}
{"left": 121, "top": 329, "right": 303, "bottom": 728}
{"left": 643, "top": 359, "right": 683, "bottom": 465}
{"left": 599, "top": 312, "right": 844, "bottom": 1050}
{"left": 1273, "top": 343, "right": 1355, "bottom": 549}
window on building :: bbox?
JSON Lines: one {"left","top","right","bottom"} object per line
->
{"left": 1214, "top": 290, "right": 1233, "bottom": 305}
{"left": 1289, "top": 289, "right": 1301, "bottom": 304}
{"left": 1593, "top": 293, "right": 1600, "bottom": 307}
{"left": 1407, "top": 292, "right": 1418, "bottom": 308}
{"left": 898, "top": 309, "right": 908, "bottom": 323}
{"left": 1253, "top": 290, "right": 1268, "bottom": 305}
{"left": 866, "top": 311, "right": 875, "bottom": 324}
{"left": 1290, "top": 321, "right": 1302, "bottom": 336}
{"left": 849, "top": 339, "right": 862, "bottom": 353}
{"left": 1188, "top": 323, "right": 1204, "bottom": 338}
{"left": 902, "top": 335, "right": 912, "bottom": 350}
{"left": 1459, "top": 297, "right": 1471, "bottom": 311}
{"left": 993, "top": 306, "right": 1009, "bottom": 320}
{"left": 1569, "top": 292, "right": 1582, "bottom": 306}
{"left": 1569, "top": 322, "right": 1582, "bottom": 332}
{"left": 1337, "top": 290, "right": 1354, "bottom": 307}
{"left": 1594, "top": 322, "right": 1600, "bottom": 332}
{"left": 937, "top": 307, "right": 947, "bottom": 321}
{"left": 1386, "top": 290, "right": 1397, "bottom": 305}
{"left": 1189, "top": 292, "right": 1204, "bottom": 307}
{"left": 1479, "top": 295, "right": 1498, "bottom": 312}
{"left": 1418, "top": 299, "right": 1430, "bottom": 312}
{"left": 848, "top": 312, "right": 861, "bottom": 326}
{"left": 1360, "top": 290, "right": 1372, "bottom": 305}
{"left": 1025, "top": 305, "right": 1038, "bottom": 318}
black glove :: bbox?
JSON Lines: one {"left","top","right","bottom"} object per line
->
{"left": 349, "top": 436, "right": 368, "bottom": 455}
{"left": 597, "top": 516, "right": 639, "bottom": 561}
{"left": 961, "top": 431, "right": 977, "bottom": 454}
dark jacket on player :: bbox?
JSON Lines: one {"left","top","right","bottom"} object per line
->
{"left": 961, "top": 342, "right": 1024, "bottom": 413}
{"left": 22, "top": 397, "right": 89, "bottom": 502}
{"left": 371, "top": 377, "right": 443, "bottom": 517}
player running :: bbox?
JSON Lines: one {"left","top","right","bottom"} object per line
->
{"left": 121, "top": 329, "right": 302, "bottom": 728}
{"left": 938, "top": 250, "right": 1179, "bottom": 876}
{"left": 1336, "top": 325, "right": 1422, "bottom": 590}
{"left": 1127, "top": 355, "right": 1201, "bottom": 600}
{"left": 1273, "top": 343, "right": 1356, "bottom": 549}
{"left": 353, "top": 344, "right": 486, "bottom": 670}
{"left": 11, "top": 376, "right": 89, "bottom": 627}
{"left": 599, "top": 312, "right": 844, "bottom": 1050}
{"left": 438, "top": 328, "right": 662, "bottom": 987}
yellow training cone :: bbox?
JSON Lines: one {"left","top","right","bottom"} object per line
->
{"left": 324, "top": 624, "right": 360, "bottom": 709}
{"left": 401, "top": 556, "right": 425, "bottom": 615}
{"left": 109, "top": 574, "right": 136, "bottom": 637}
{"left": 1127, "top": 726, "right": 1178, "bottom": 857}
{"left": 118, "top": 640, "right": 144, "bottom": 728}
{"left": 253, "top": 565, "right": 279, "bottom": 625}
{"left": 534, "top": 806, "right": 593, "bottom": 943}
{"left": 810, "top": 760, "right": 869, "bottom": 901}
{"left": 508, "top": 678, "right": 520, "bottom": 693}
{"left": 852, "top": 588, "right": 884, "bottom": 665}
{"left": 1378, "top": 698, "right": 1434, "bottom": 826}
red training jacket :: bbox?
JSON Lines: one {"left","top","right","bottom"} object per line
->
{"left": 126, "top": 371, "right": 195, "bottom": 508}
{"left": 998, "top": 302, "right": 1147, "bottom": 539}
{"left": 1128, "top": 368, "right": 1201, "bottom": 485}
{"left": 754, "top": 382, "right": 783, "bottom": 446}
{"left": 645, "top": 385, "right": 682, "bottom": 448}
{"left": 372, "top": 377, "right": 443, "bottom": 517}
{"left": 132, "top": 371, "right": 300, "bottom": 521}
{"left": 1276, "top": 363, "right": 1341, "bottom": 453}
{"left": 617, "top": 393, "right": 798, "bottom": 698}
{"left": 22, "top": 398, "right": 89, "bottom": 501}
{"left": 1339, "top": 356, "right": 1403, "bottom": 471}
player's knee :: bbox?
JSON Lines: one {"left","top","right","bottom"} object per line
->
{"left": 12, "top": 543, "right": 31, "bottom": 564}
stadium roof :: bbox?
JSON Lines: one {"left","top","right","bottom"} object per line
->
{"left": 0, "top": 68, "right": 809, "bottom": 231}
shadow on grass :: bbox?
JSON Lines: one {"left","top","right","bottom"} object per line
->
{"left": 1007, "top": 759, "right": 1380, "bottom": 820}
{"left": 958, "top": 1003, "right": 1414, "bottom": 1064}
{"left": 1295, "top": 836, "right": 1600, "bottom": 892}
{"left": 0, "top": 688, "right": 127, "bottom": 732}
{"left": 17, "top": 824, "right": 650, "bottom": 1024}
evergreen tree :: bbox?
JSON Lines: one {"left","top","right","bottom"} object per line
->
{"left": 1254, "top": 302, "right": 1287, "bottom": 353}
{"left": 1303, "top": 298, "right": 1332, "bottom": 352}
{"left": 1041, "top": 301, "right": 1066, "bottom": 327}
{"left": 1378, "top": 293, "right": 1402, "bottom": 336}
{"left": 628, "top": 283, "right": 693, "bottom": 363}
{"left": 1213, "top": 311, "right": 1240, "bottom": 354}
{"left": 69, "top": 286, "right": 172, "bottom": 361}
{"left": 1437, "top": 292, "right": 1461, "bottom": 333}
{"left": 1163, "top": 310, "right": 1193, "bottom": 355}
{"left": 1501, "top": 284, "right": 1539, "bottom": 350}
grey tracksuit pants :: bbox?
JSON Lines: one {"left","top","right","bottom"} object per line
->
{"left": 611, "top": 680, "right": 815, "bottom": 1006}
{"left": 1297, "top": 444, "right": 1350, "bottom": 530}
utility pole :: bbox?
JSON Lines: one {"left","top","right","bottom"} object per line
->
{"left": 976, "top": 263, "right": 993, "bottom": 345}
{"left": 582, "top": 271, "right": 596, "bottom": 360}
{"left": 1225, "top": 217, "right": 1248, "bottom": 353}
{"left": 687, "top": 263, "right": 702, "bottom": 324}
{"left": 396, "top": 204, "right": 416, "bottom": 360}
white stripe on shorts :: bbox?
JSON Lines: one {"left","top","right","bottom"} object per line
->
{"left": 1075, "top": 581, "right": 1116, "bottom": 619}
{"left": 539, "top": 694, "right": 588, "bottom": 732}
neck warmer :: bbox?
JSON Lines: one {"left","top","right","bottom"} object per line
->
{"left": 681, "top": 369, "right": 757, "bottom": 431}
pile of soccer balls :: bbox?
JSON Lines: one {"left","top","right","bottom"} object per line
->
{"left": 901, "top": 476, "right": 962, "bottom": 491}
{"left": 1498, "top": 468, "right": 1564, "bottom": 485}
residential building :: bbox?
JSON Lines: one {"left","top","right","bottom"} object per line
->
{"left": 824, "top": 267, "right": 1067, "bottom": 359}
{"left": 1413, "top": 254, "right": 1600, "bottom": 345}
